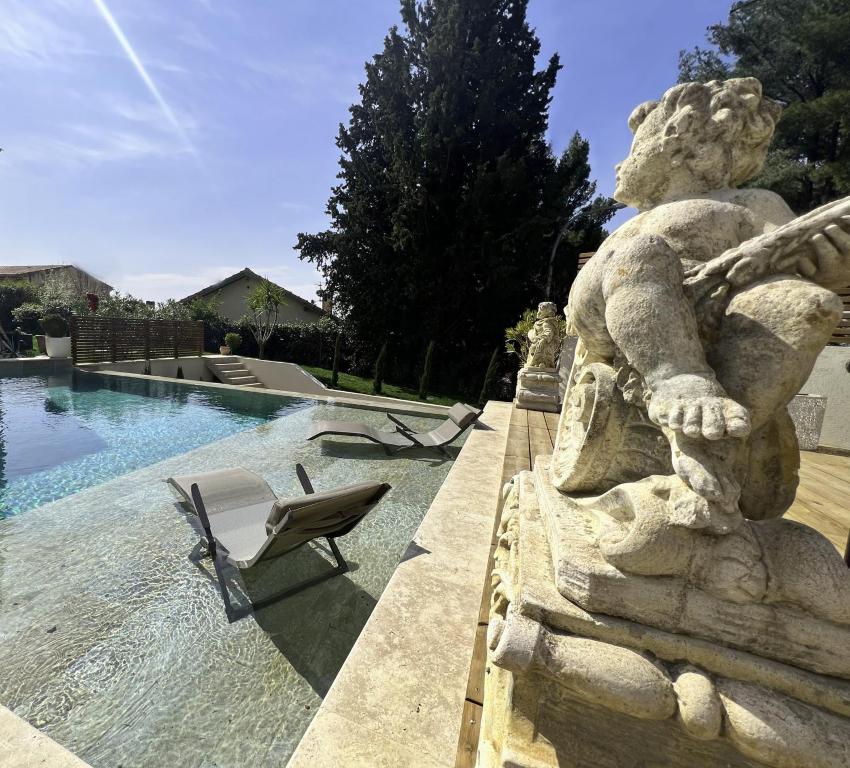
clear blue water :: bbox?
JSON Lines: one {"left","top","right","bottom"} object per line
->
{"left": 0, "top": 370, "right": 310, "bottom": 516}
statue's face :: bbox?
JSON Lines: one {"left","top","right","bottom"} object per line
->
{"left": 537, "top": 302, "right": 556, "bottom": 319}
{"left": 613, "top": 104, "right": 678, "bottom": 210}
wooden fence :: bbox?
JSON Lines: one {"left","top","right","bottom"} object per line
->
{"left": 576, "top": 253, "right": 850, "bottom": 346}
{"left": 71, "top": 316, "right": 204, "bottom": 364}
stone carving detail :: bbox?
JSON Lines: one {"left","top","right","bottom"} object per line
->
{"left": 514, "top": 302, "right": 561, "bottom": 412}
{"left": 480, "top": 78, "right": 850, "bottom": 768}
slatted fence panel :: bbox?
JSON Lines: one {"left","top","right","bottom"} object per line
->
{"left": 832, "top": 288, "right": 850, "bottom": 345}
{"left": 71, "top": 317, "right": 204, "bottom": 363}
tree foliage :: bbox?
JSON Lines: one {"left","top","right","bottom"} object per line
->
{"left": 241, "top": 279, "right": 287, "bottom": 359}
{"left": 679, "top": 0, "right": 850, "bottom": 212}
{"left": 297, "top": 0, "right": 614, "bottom": 393}
{"left": 0, "top": 281, "right": 39, "bottom": 333}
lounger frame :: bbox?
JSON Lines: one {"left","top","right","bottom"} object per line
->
{"left": 188, "top": 465, "right": 351, "bottom": 623}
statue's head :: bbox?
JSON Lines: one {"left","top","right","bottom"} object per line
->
{"left": 614, "top": 77, "right": 782, "bottom": 210}
{"left": 537, "top": 301, "right": 557, "bottom": 319}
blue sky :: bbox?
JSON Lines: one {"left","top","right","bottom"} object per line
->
{"left": 0, "top": 0, "right": 730, "bottom": 302}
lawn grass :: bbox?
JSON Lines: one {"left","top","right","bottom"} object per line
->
{"left": 301, "top": 365, "right": 467, "bottom": 408}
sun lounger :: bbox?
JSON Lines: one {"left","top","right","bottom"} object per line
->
{"left": 167, "top": 464, "right": 390, "bottom": 621}
{"left": 306, "top": 402, "right": 482, "bottom": 457}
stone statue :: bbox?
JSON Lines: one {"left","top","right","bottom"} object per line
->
{"left": 525, "top": 301, "right": 560, "bottom": 369}
{"left": 514, "top": 302, "right": 562, "bottom": 412}
{"left": 481, "top": 78, "right": 850, "bottom": 768}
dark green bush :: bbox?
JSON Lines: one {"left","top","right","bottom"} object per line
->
{"left": 41, "top": 314, "right": 69, "bottom": 338}
{"left": 223, "top": 332, "right": 242, "bottom": 351}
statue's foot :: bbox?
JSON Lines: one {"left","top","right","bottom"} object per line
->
{"left": 648, "top": 373, "right": 750, "bottom": 441}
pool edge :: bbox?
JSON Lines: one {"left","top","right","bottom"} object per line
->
{"left": 286, "top": 399, "right": 513, "bottom": 767}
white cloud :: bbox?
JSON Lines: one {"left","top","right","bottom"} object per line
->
{"left": 241, "top": 53, "right": 360, "bottom": 105}
{"left": 177, "top": 27, "right": 215, "bottom": 52}
{"left": 107, "top": 264, "right": 321, "bottom": 303}
{"left": 5, "top": 125, "right": 188, "bottom": 170}
{"left": 0, "top": 0, "right": 93, "bottom": 68}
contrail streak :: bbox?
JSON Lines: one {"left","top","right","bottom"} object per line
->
{"left": 91, "top": 0, "right": 199, "bottom": 161}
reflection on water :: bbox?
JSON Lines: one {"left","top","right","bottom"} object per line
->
{"left": 0, "top": 369, "right": 310, "bottom": 516}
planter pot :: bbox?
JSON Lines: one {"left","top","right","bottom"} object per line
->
{"left": 45, "top": 336, "right": 71, "bottom": 359}
{"left": 219, "top": 346, "right": 231, "bottom": 355}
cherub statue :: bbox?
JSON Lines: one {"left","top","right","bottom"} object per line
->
{"left": 556, "top": 77, "right": 849, "bottom": 534}
{"left": 525, "top": 301, "right": 560, "bottom": 369}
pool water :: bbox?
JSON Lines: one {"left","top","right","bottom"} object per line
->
{"left": 0, "top": 371, "right": 463, "bottom": 767}
{"left": 0, "top": 370, "right": 307, "bottom": 516}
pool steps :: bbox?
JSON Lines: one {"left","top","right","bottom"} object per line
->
{"left": 206, "top": 357, "right": 264, "bottom": 388}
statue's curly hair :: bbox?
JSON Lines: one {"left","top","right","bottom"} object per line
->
{"left": 628, "top": 77, "right": 782, "bottom": 188}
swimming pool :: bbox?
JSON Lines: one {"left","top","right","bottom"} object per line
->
{"left": 0, "top": 369, "right": 310, "bottom": 516}
{"left": 0, "top": 370, "right": 462, "bottom": 767}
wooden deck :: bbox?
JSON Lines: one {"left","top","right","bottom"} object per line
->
{"left": 454, "top": 405, "right": 850, "bottom": 767}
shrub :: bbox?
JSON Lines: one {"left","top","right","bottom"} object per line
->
{"left": 372, "top": 342, "right": 388, "bottom": 395}
{"left": 504, "top": 309, "right": 537, "bottom": 361}
{"left": 11, "top": 302, "right": 43, "bottom": 335}
{"left": 0, "top": 281, "right": 39, "bottom": 332}
{"left": 41, "top": 314, "right": 69, "bottom": 338}
{"left": 224, "top": 332, "right": 242, "bottom": 351}
{"left": 176, "top": 365, "right": 184, "bottom": 379}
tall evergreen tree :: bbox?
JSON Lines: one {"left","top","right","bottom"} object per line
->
{"left": 297, "top": 0, "right": 614, "bottom": 391}
{"left": 679, "top": 0, "right": 850, "bottom": 213}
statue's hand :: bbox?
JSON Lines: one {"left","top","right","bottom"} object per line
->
{"left": 648, "top": 374, "right": 750, "bottom": 441}
{"left": 804, "top": 216, "right": 850, "bottom": 290}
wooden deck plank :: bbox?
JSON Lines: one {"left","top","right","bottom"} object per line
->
{"left": 464, "top": 622, "right": 489, "bottom": 705}
{"left": 455, "top": 700, "right": 484, "bottom": 768}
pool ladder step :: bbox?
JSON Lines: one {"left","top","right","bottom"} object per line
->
{"left": 206, "top": 357, "right": 265, "bottom": 389}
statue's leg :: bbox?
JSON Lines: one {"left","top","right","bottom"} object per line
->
{"left": 707, "top": 276, "right": 842, "bottom": 519}
{"left": 707, "top": 275, "right": 842, "bottom": 430}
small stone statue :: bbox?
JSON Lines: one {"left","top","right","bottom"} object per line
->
{"left": 525, "top": 302, "right": 560, "bottom": 369}
{"left": 514, "top": 302, "right": 561, "bottom": 412}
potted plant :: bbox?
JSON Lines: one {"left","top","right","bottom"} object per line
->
{"left": 220, "top": 332, "right": 241, "bottom": 356}
{"left": 41, "top": 314, "right": 71, "bottom": 358}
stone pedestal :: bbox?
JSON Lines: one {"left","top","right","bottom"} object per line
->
{"left": 514, "top": 366, "right": 560, "bottom": 413}
{"left": 479, "top": 461, "right": 850, "bottom": 768}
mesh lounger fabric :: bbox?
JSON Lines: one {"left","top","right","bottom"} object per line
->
{"left": 167, "top": 469, "right": 390, "bottom": 568}
{"left": 305, "top": 402, "right": 482, "bottom": 450}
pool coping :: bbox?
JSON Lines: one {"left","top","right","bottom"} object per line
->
{"left": 75, "top": 363, "right": 452, "bottom": 418}
{"left": 286, "top": 399, "right": 512, "bottom": 767}
{"left": 0, "top": 706, "right": 90, "bottom": 767}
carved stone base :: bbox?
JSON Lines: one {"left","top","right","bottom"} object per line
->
{"left": 479, "top": 467, "right": 850, "bottom": 768}
{"left": 514, "top": 366, "right": 560, "bottom": 412}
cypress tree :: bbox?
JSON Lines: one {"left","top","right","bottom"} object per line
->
{"left": 297, "top": 0, "right": 614, "bottom": 391}
{"left": 418, "top": 340, "right": 435, "bottom": 400}
{"left": 331, "top": 331, "right": 342, "bottom": 389}
{"left": 478, "top": 347, "right": 500, "bottom": 407}
{"left": 372, "top": 341, "right": 388, "bottom": 395}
